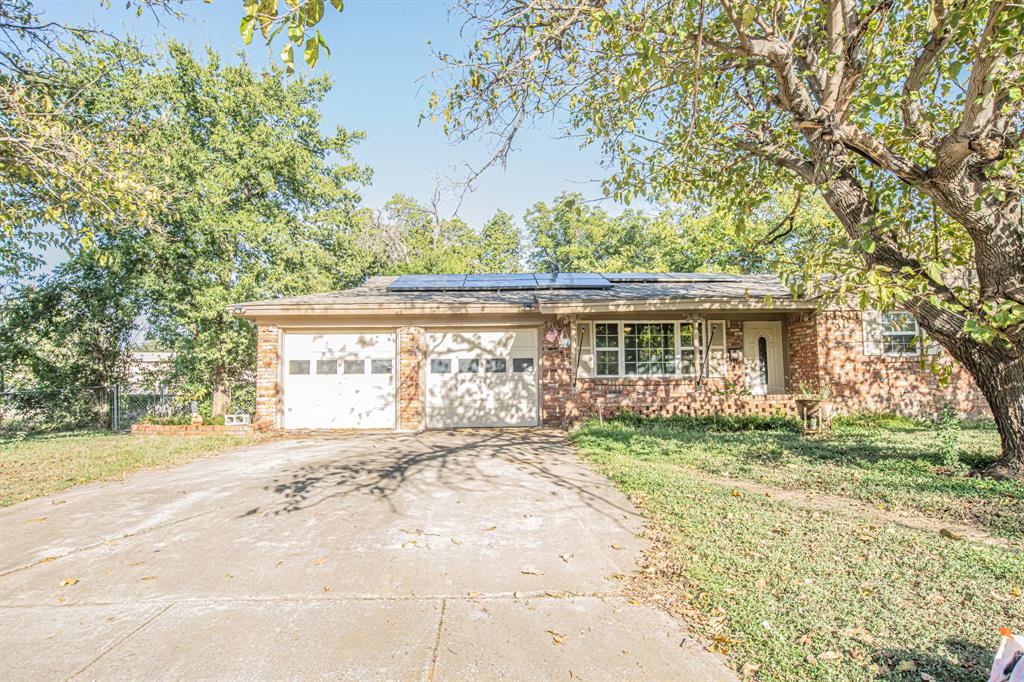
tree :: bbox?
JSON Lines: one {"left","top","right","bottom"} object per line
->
{"left": 480, "top": 209, "right": 523, "bottom": 272}
{"left": 108, "top": 43, "right": 370, "bottom": 415}
{"left": 436, "top": 0, "right": 1024, "bottom": 475}
{"left": 0, "top": 248, "right": 144, "bottom": 427}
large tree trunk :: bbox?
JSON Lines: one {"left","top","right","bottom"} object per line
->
{"left": 211, "top": 365, "right": 230, "bottom": 417}
{"left": 955, "top": 344, "right": 1024, "bottom": 478}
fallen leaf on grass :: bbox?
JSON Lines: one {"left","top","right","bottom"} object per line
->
{"left": 939, "top": 528, "right": 961, "bottom": 540}
{"left": 521, "top": 569, "right": 544, "bottom": 576}
{"left": 920, "top": 673, "right": 935, "bottom": 681}
{"left": 895, "top": 660, "right": 918, "bottom": 672}
{"left": 729, "top": 489, "right": 743, "bottom": 497}
{"left": 546, "top": 629, "right": 566, "bottom": 645}
{"left": 1010, "top": 587, "right": 1022, "bottom": 598}
{"left": 60, "top": 578, "right": 78, "bottom": 587}
{"left": 818, "top": 651, "right": 841, "bottom": 662}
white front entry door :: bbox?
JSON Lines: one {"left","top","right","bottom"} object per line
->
{"left": 743, "top": 322, "right": 785, "bottom": 395}
{"left": 282, "top": 332, "right": 396, "bottom": 429}
{"left": 425, "top": 329, "right": 539, "bottom": 428}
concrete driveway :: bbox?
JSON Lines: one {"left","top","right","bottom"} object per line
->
{"left": 0, "top": 430, "right": 735, "bottom": 681}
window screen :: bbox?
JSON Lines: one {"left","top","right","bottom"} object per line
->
{"left": 371, "top": 358, "right": 393, "bottom": 374}
{"left": 288, "top": 360, "right": 310, "bottom": 375}
{"left": 316, "top": 359, "right": 337, "bottom": 375}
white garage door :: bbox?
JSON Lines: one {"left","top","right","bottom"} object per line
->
{"left": 282, "top": 332, "right": 396, "bottom": 430}
{"left": 425, "top": 329, "right": 539, "bottom": 428}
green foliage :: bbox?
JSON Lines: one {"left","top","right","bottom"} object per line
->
{"left": 0, "top": 251, "right": 143, "bottom": 393}
{"left": 239, "top": 0, "right": 343, "bottom": 72}
{"left": 611, "top": 410, "right": 802, "bottom": 433}
{"left": 937, "top": 402, "right": 964, "bottom": 471}
{"left": 479, "top": 209, "right": 523, "bottom": 272}
{"left": 86, "top": 42, "right": 370, "bottom": 411}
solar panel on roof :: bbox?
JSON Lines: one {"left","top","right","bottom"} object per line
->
{"left": 386, "top": 272, "right": 613, "bottom": 292}
{"left": 605, "top": 273, "right": 674, "bottom": 282}
{"left": 668, "top": 273, "right": 744, "bottom": 282}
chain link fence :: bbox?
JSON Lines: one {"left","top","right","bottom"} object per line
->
{"left": 1, "top": 384, "right": 254, "bottom": 433}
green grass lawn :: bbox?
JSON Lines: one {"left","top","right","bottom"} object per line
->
{"left": 0, "top": 430, "right": 260, "bottom": 507}
{"left": 574, "top": 415, "right": 1022, "bottom": 540}
{"left": 572, "top": 417, "right": 1024, "bottom": 682}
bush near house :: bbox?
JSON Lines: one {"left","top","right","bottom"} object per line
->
{"left": 571, "top": 415, "right": 1023, "bottom": 682}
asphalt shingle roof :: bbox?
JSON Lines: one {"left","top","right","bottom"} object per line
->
{"left": 236, "top": 273, "right": 797, "bottom": 310}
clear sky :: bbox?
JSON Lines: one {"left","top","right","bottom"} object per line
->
{"left": 38, "top": 0, "right": 628, "bottom": 233}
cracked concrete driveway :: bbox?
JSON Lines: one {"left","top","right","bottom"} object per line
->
{"left": 0, "top": 429, "right": 736, "bottom": 681}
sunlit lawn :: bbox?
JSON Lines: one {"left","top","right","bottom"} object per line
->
{"left": 0, "top": 430, "right": 259, "bottom": 507}
{"left": 572, "top": 417, "right": 1024, "bottom": 682}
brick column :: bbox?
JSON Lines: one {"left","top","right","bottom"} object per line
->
{"left": 725, "top": 320, "right": 745, "bottom": 387}
{"left": 255, "top": 324, "right": 280, "bottom": 426}
{"left": 541, "top": 318, "right": 574, "bottom": 428}
{"left": 398, "top": 326, "right": 424, "bottom": 430}
{"left": 786, "top": 312, "right": 822, "bottom": 392}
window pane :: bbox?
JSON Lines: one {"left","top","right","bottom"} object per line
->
{"left": 623, "top": 323, "right": 675, "bottom": 375}
{"left": 884, "top": 335, "right": 917, "bottom": 355}
{"left": 512, "top": 358, "right": 535, "bottom": 373}
{"left": 288, "top": 360, "right": 310, "bottom": 375}
{"left": 430, "top": 359, "right": 451, "bottom": 374}
{"left": 883, "top": 312, "right": 917, "bottom": 334}
{"left": 679, "top": 322, "right": 694, "bottom": 346}
{"left": 485, "top": 358, "right": 507, "bottom": 373}
{"left": 343, "top": 359, "right": 365, "bottom": 374}
{"left": 681, "top": 349, "right": 696, "bottom": 375}
{"left": 316, "top": 359, "right": 337, "bottom": 375}
{"left": 595, "top": 323, "right": 619, "bottom": 349}
{"left": 596, "top": 350, "right": 619, "bottom": 376}
{"left": 458, "top": 358, "right": 479, "bottom": 373}
{"left": 371, "top": 358, "right": 393, "bottom": 374}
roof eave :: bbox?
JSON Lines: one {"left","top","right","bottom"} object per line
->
{"left": 537, "top": 297, "right": 815, "bottom": 314}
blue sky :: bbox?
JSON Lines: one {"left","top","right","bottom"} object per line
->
{"left": 40, "top": 0, "right": 625, "bottom": 233}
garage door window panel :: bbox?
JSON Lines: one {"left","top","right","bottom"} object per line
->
{"left": 343, "top": 359, "right": 365, "bottom": 374}
{"left": 288, "top": 360, "right": 310, "bottom": 375}
{"left": 458, "top": 359, "right": 479, "bottom": 373}
{"left": 512, "top": 358, "right": 534, "bottom": 373}
{"left": 485, "top": 358, "right": 507, "bottom": 373}
{"left": 431, "top": 359, "right": 451, "bottom": 373}
{"left": 371, "top": 358, "right": 393, "bottom": 374}
{"left": 316, "top": 359, "right": 337, "bottom": 375}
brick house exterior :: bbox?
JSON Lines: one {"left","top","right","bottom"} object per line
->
{"left": 235, "top": 273, "right": 989, "bottom": 431}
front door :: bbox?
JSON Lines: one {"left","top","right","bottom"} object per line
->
{"left": 743, "top": 322, "right": 785, "bottom": 395}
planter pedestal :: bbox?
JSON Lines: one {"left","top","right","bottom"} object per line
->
{"left": 796, "top": 399, "right": 834, "bottom": 433}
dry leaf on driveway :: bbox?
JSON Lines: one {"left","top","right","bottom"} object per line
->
{"left": 59, "top": 578, "right": 78, "bottom": 587}
{"left": 521, "top": 569, "right": 544, "bottom": 575}
{"left": 546, "top": 629, "right": 566, "bottom": 645}
{"left": 315, "top": 556, "right": 328, "bottom": 566}
{"left": 610, "top": 543, "right": 624, "bottom": 550}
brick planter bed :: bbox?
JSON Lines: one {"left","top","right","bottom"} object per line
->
{"left": 130, "top": 420, "right": 272, "bottom": 436}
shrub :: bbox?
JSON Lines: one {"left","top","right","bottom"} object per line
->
{"left": 136, "top": 414, "right": 225, "bottom": 426}
{"left": 936, "top": 402, "right": 964, "bottom": 471}
{"left": 613, "top": 409, "right": 801, "bottom": 433}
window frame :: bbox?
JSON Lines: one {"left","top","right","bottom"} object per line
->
{"left": 881, "top": 312, "right": 921, "bottom": 356}
{"left": 586, "top": 320, "right": 724, "bottom": 379}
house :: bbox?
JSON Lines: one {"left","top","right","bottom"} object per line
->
{"left": 230, "top": 273, "right": 989, "bottom": 430}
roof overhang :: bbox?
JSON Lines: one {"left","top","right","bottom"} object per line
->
{"left": 228, "top": 296, "right": 814, "bottom": 321}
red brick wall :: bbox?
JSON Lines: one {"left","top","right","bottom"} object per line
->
{"left": 255, "top": 325, "right": 280, "bottom": 425}
{"left": 786, "top": 314, "right": 821, "bottom": 392}
{"left": 813, "top": 310, "right": 989, "bottom": 418}
{"left": 541, "top": 318, "right": 796, "bottom": 428}
{"left": 398, "top": 326, "right": 424, "bottom": 430}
